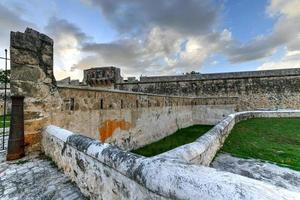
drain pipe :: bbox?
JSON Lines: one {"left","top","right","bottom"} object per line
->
{"left": 7, "top": 96, "right": 25, "bottom": 160}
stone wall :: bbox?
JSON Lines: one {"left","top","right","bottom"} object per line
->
{"left": 52, "top": 86, "right": 237, "bottom": 150}
{"left": 116, "top": 68, "right": 300, "bottom": 110}
{"left": 10, "top": 28, "right": 237, "bottom": 152}
{"left": 10, "top": 28, "right": 62, "bottom": 152}
{"left": 12, "top": 28, "right": 300, "bottom": 154}
{"left": 42, "top": 125, "right": 300, "bottom": 200}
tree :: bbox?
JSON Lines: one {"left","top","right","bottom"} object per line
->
{"left": 0, "top": 70, "right": 10, "bottom": 83}
{"left": 185, "top": 71, "right": 200, "bottom": 75}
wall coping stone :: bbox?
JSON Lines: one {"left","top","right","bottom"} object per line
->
{"left": 58, "top": 85, "right": 239, "bottom": 100}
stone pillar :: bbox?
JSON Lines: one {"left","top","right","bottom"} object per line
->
{"left": 10, "top": 28, "right": 61, "bottom": 152}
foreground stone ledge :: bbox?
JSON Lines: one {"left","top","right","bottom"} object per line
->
{"left": 212, "top": 153, "right": 300, "bottom": 193}
{"left": 42, "top": 124, "right": 300, "bottom": 199}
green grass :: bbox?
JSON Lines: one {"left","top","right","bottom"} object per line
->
{"left": 0, "top": 115, "right": 10, "bottom": 128}
{"left": 0, "top": 115, "right": 9, "bottom": 120}
{"left": 132, "top": 125, "right": 213, "bottom": 157}
{"left": 220, "top": 118, "right": 300, "bottom": 171}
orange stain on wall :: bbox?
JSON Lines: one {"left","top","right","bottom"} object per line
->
{"left": 99, "top": 119, "right": 132, "bottom": 142}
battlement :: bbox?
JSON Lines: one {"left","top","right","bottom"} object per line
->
{"left": 83, "top": 66, "right": 123, "bottom": 88}
{"left": 8, "top": 27, "right": 300, "bottom": 200}
{"left": 134, "top": 68, "right": 300, "bottom": 83}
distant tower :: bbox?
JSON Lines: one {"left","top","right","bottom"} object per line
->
{"left": 83, "top": 66, "right": 123, "bottom": 88}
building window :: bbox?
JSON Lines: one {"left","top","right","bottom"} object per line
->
{"left": 100, "top": 99, "right": 104, "bottom": 109}
{"left": 121, "top": 99, "right": 124, "bottom": 109}
{"left": 70, "top": 98, "right": 75, "bottom": 111}
{"left": 136, "top": 100, "right": 139, "bottom": 108}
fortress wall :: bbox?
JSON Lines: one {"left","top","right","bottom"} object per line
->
{"left": 11, "top": 28, "right": 300, "bottom": 153}
{"left": 52, "top": 86, "right": 237, "bottom": 150}
{"left": 10, "top": 28, "right": 237, "bottom": 152}
{"left": 116, "top": 68, "right": 300, "bottom": 110}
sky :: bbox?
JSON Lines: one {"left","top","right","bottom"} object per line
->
{"left": 0, "top": 0, "right": 300, "bottom": 80}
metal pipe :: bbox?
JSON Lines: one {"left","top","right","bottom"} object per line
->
{"left": 0, "top": 57, "right": 10, "bottom": 60}
{"left": 6, "top": 96, "right": 25, "bottom": 161}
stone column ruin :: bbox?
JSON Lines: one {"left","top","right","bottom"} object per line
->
{"left": 10, "top": 28, "right": 61, "bottom": 152}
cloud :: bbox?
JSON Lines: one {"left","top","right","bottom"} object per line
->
{"left": 75, "top": 0, "right": 300, "bottom": 75}
{"left": 256, "top": 0, "right": 300, "bottom": 70}
{"left": 73, "top": 25, "right": 232, "bottom": 76}
{"left": 81, "top": 0, "right": 220, "bottom": 35}
{"left": 0, "top": 3, "right": 85, "bottom": 79}
{"left": 224, "top": 0, "right": 300, "bottom": 67}
{"left": 73, "top": 0, "right": 230, "bottom": 76}
{"left": 73, "top": 39, "right": 145, "bottom": 75}
{"left": 258, "top": 50, "right": 300, "bottom": 70}
{"left": 45, "top": 17, "right": 89, "bottom": 42}
{"left": 4, "top": 0, "right": 300, "bottom": 80}
{"left": 267, "top": 0, "right": 300, "bottom": 19}
{"left": 44, "top": 17, "right": 90, "bottom": 80}
{"left": 0, "top": 3, "right": 35, "bottom": 49}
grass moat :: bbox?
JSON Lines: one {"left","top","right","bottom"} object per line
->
{"left": 220, "top": 118, "right": 300, "bottom": 171}
{"left": 132, "top": 125, "right": 213, "bottom": 157}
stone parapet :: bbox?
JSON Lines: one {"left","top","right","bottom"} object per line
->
{"left": 116, "top": 71, "right": 300, "bottom": 110}
{"left": 42, "top": 123, "right": 300, "bottom": 200}
{"left": 159, "top": 110, "right": 300, "bottom": 166}
{"left": 135, "top": 68, "right": 300, "bottom": 83}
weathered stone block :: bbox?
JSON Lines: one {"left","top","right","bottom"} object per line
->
{"left": 25, "top": 117, "right": 48, "bottom": 134}
{"left": 24, "top": 28, "right": 53, "bottom": 44}
{"left": 10, "top": 64, "right": 45, "bottom": 82}
{"left": 10, "top": 31, "right": 40, "bottom": 52}
{"left": 24, "top": 111, "right": 42, "bottom": 120}
{"left": 10, "top": 48, "right": 39, "bottom": 65}
{"left": 42, "top": 54, "right": 53, "bottom": 66}
{"left": 24, "top": 132, "right": 42, "bottom": 147}
{"left": 41, "top": 43, "right": 53, "bottom": 55}
{"left": 43, "top": 77, "right": 53, "bottom": 84}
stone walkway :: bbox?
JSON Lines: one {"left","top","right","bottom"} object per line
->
{"left": 0, "top": 152, "right": 87, "bottom": 200}
{"left": 211, "top": 153, "right": 300, "bottom": 193}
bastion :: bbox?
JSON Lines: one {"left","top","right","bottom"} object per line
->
{"left": 8, "top": 28, "right": 300, "bottom": 199}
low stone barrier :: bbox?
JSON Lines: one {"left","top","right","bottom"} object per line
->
{"left": 158, "top": 110, "right": 300, "bottom": 166}
{"left": 42, "top": 123, "right": 300, "bottom": 199}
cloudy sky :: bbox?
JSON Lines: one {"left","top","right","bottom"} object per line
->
{"left": 0, "top": 0, "right": 300, "bottom": 80}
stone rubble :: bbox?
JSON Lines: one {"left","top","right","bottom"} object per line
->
{"left": 0, "top": 153, "right": 86, "bottom": 200}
